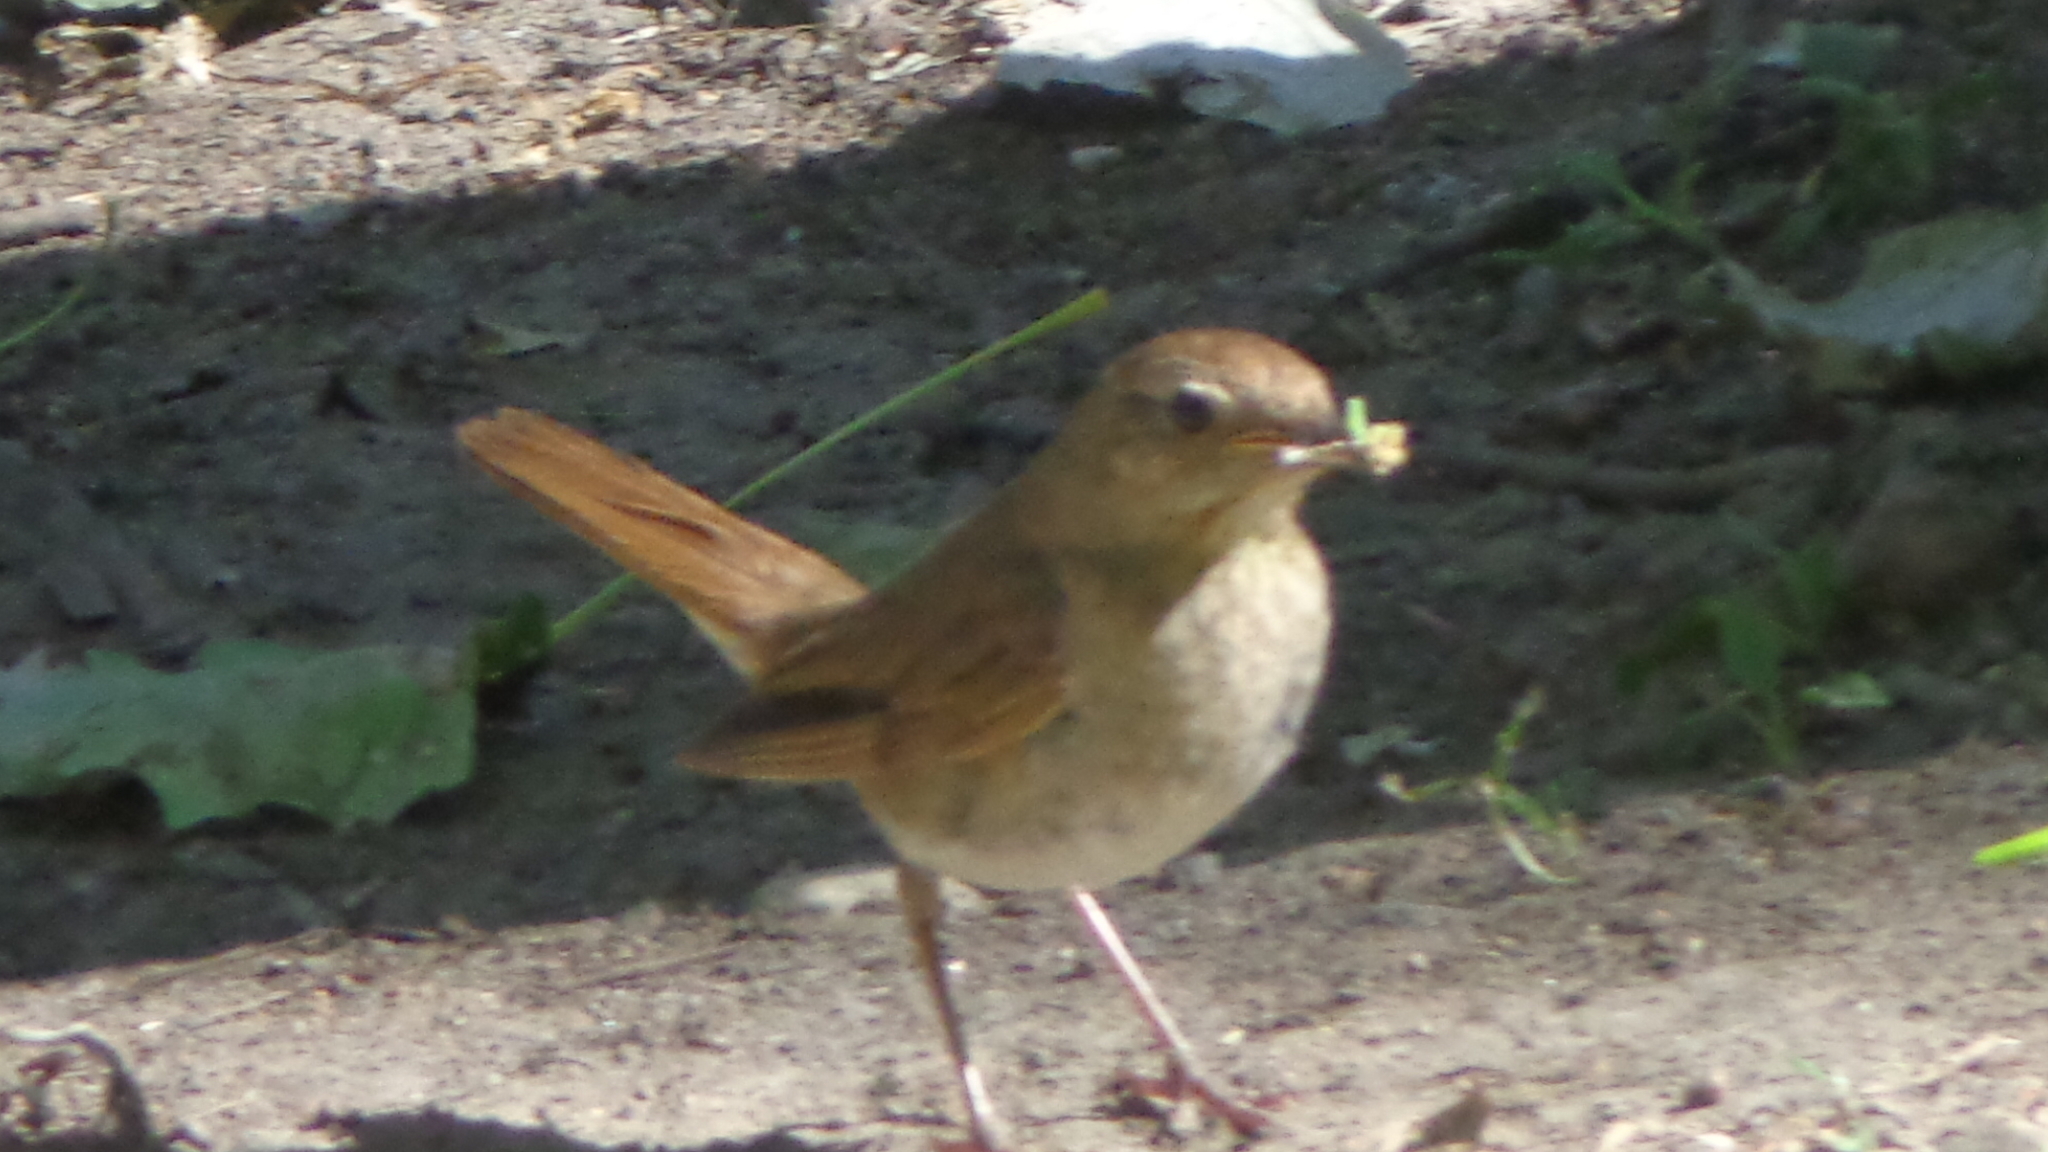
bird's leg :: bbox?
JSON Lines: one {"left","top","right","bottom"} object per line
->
{"left": 1070, "top": 888, "right": 1270, "bottom": 1139}
{"left": 899, "top": 863, "right": 1009, "bottom": 1152}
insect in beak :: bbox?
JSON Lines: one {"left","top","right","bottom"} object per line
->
{"left": 1267, "top": 397, "right": 1409, "bottom": 476}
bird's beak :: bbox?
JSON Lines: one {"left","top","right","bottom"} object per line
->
{"left": 1257, "top": 402, "right": 1409, "bottom": 478}
{"left": 1229, "top": 409, "right": 1348, "bottom": 459}
{"left": 1227, "top": 429, "right": 1306, "bottom": 457}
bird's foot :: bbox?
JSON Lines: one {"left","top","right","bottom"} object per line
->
{"left": 924, "top": 1106, "right": 1007, "bottom": 1152}
{"left": 1111, "top": 1061, "right": 1276, "bottom": 1141}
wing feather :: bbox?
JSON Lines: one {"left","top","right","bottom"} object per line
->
{"left": 687, "top": 499, "right": 1068, "bottom": 779}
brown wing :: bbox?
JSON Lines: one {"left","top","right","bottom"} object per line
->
{"left": 457, "top": 408, "right": 868, "bottom": 680}
{"left": 683, "top": 494, "right": 1070, "bottom": 781}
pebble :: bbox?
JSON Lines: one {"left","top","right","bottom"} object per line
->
{"left": 1497, "top": 264, "right": 1563, "bottom": 354}
{"left": 750, "top": 865, "right": 988, "bottom": 917}
{"left": 40, "top": 556, "right": 118, "bottom": 624}
{"left": 1840, "top": 469, "right": 2013, "bottom": 614}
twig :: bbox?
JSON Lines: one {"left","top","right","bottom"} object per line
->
{"left": 560, "top": 944, "right": 740, "bottom": 991}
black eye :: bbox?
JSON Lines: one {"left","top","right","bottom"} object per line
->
{"left": 1167, "top": 382, "right": 1222, "bottom": 433}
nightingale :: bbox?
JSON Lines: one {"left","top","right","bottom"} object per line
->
{"left": 458, "top": 328, "right": 1405, "bottom": 1150}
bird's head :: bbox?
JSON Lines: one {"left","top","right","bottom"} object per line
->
{"left": 1023, "top": 329, "right": 1359, "bottom": 555}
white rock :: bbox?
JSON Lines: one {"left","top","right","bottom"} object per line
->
{"left": 998, "top": 0, "right": 1412, "bottom": 135}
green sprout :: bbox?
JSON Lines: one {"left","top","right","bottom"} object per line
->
{"left": 1380, "top": 687, "right": 1582, "bottom": 885}
{"left": 1342, "top": 395, "right": 1372, "bottom": 443}
{"left": 1620, "top": 535, "right": 1888, "bottom": 770}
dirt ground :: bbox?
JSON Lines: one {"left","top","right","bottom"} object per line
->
{"left": 2, "top": 0, "right": 2047, "bottom": 1149}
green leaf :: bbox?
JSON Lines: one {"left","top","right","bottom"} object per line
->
{"left": 473, "top": 592, "right": 553, "bottom": 685}
{"left": 1776, "top": 538, "right": 1846, "bottom": 647}
{"left": 1619, "top": 601, "right": 1712, "bottom": 695}
{"left": 1488, "top": 685, "right": 1546, "bottom": 778}
{"left": 1703, "top": 592, "right": 1788, "bottom": 698}
{"left": 1495, "top": 202, "right": 1649, "bottom": 271}
{"left": 0, "top": 641, "right": 476, "bottom": 829}
{"left": 1805, "top": 81, "right": 1935, "bottom": 224}
{"left": 1553, "top": 150, "right": 1632, "bottom": 199}
{"left": 1724, "top": 203, "right": 2048, "bottom": 389}
{"left": 1800, "top": 671, "right": 1891, "bottom": 712}
{"left": 1780, "top": 21, "right": 1901, "bottom": 88}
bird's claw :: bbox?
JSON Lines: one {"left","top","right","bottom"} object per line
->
{"left": 1111, "top": 1063, "right": 1272, "bottom": 1141}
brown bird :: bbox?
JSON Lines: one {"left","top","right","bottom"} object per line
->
{"left": 458, "top": 328, "right": 1404, "bottom": 1149}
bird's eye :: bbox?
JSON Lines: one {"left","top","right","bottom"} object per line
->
{"left": 1167, "top": 382, "right": 1224, "bottom": 433}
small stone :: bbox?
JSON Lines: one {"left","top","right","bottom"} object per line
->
{"left": 1161, "top": 851, "right": 1223, "bottom": 891}
{"left": 1498, "top": 263, "right": 1563, "bottom": 354}
{"left": 1410, "top": 1087, "right": 1488, "bottom": 1148}
{"left": 751, "top": 866, "right": 987, "bottom": 917}
{"left": 751, "top": 866, "right": 899, "bottom": 916}
{"left": 1067, "top": 144, "right": 1124, "bottom": 171}
{"left": 1672, "top": 1077, "right": 1722, "bottom": 1111}
{"left": 732, "top": 0, "right": 822, "bottom": 26}
{"left": 40, "top": 556, "right": 119, "bottom": 624}
{"left": 1577, "top": 297, "right": 1676, "bottom": 357}
{"left": 1316, "top": 862, "right": 1383, "bottom": 900}
{"left": 1840, "top": 469, "right": 2013, "bottom": 614}
{"left": 1936, "top": 1118, "right": 2044, "bottom": 1152}
{"left": 1499, "top": 367, "right": 1653, "bottom": 444}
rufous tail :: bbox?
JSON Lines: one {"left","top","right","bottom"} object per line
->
{"left": 457, "top": 408, "right": 869, "bottom": 680}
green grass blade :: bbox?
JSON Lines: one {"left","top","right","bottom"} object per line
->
{"left": 540, "top": 288, "right": 1110, "bottom": 648}
{"left": 0, "top": 202, "right": 111, "bottom": 357}
{"left": 1975, "top": 825, "right": 2048, "bottom": 866}
{"left": 724, "top": 288, "right": 1108, "bottom": 509}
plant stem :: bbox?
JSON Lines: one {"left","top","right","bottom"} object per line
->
{"left": 545, "top": 288, "right": 1111, "bottom": 645}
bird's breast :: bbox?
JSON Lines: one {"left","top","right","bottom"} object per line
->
{"left": 859, "top": 525, "right": 1332, "bottom": 891}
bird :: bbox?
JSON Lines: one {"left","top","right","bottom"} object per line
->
{"left": 457, "top": 328, "right": 1404, "bottom": 1150}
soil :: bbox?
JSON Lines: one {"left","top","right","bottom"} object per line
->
{"left": 2, "top": 0, "right": 2047, "bottom": 1150}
